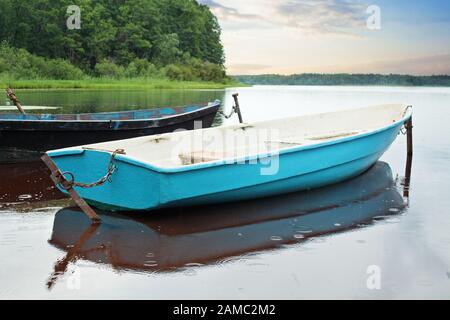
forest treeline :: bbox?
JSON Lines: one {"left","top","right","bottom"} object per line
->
{"left": 234, "top": 74, "right": 450, "bottom": 87}
{"left": 0, "top": 0, "right": 228, "bottom": 82}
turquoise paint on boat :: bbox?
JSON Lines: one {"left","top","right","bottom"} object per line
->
{"left": 47, "top": 104, "right": 413, "bottom": 212}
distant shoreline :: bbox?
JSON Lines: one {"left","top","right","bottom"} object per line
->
{"left": 233, "top": 74, "right": 450, "bottom": 87}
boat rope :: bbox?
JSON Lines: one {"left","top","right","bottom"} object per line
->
{"left": 59, "top": 149, "right": 126, "bottom": 190}
{"left": 400, "top": 106, "right": 413, "bottom": 135}
{"left": 400, "top": 119, "right": 414, "bottom": 136}
{"left": 400, "top": 122, "right": 412, "bottom": 135}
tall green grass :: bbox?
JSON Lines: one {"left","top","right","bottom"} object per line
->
{"left": 0, "top": 43, "right": 245, "bottom": 89}
{"left": 0, "top": 78, "right": 245, "bottom": 90}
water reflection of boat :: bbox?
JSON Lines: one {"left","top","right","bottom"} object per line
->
{"left": 0, "top": 161, "right": 65, "bottom": 205}
{"left": 48, "top": 162, "right": 406, "bottom": 285}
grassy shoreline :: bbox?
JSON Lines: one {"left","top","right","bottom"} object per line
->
{"left": 0, "top": 78, "right": 247, "bottom": 90}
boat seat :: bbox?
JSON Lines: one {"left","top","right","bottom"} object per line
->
{"left": 265, "top": 139, "right": 304, "bottom": 146}
{"left": 263, "top": 130, "right": 364, "bottom": 148}
{"left": 179, "top": 151, "right": 231, "bottom": 165}
{"left": 274, "top": 131, "right": 363, "bottom": 145}
{"left": 179, "top": 146, "right": 268, "bottom": 165}
{"left": 306, "top": 131, "right": 361, "bottom": 141}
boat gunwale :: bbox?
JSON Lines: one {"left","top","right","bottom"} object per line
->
{"left": 0, "top": 101, "right": 221, "bottom": 124}
{"left": 48, "top": 104, "right": 412, "bottom": 173}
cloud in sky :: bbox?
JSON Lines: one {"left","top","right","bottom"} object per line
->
{"left": 201, "top": 0, "right": 368, "bottom": 35}
{"left": 200, "top": 0, "right": 450, "bottom": 75}
{"left": 198, "top": 0, "right": 264, "bottom": 22}
{"left": 275, "top": 0, "right": 367, "bottom": 35}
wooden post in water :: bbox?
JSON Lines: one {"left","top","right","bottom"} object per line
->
{"left": 406, "top": 118, "right": 413, "bottom": 158}
{"left": 232, "top": 93, "right": 244, "bottom": 124}
{"left": 6, "top": 87, "right": 26, "bottom": 115}
{"left": 403, "top": 117, "right": 413, "bottom": 199}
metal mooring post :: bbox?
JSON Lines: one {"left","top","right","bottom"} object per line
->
{"left": 41, "top": 154, "right": 101, "bottom": 224}
{"left": 403, "top": 117, "right": 413, "bottom": 199}
{"left": 232, "top": 93, "right": 244, "bottom": 124}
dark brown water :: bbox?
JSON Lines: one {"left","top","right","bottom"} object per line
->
{"left": 1, "top": 86, "right": 449, "bottom": 299}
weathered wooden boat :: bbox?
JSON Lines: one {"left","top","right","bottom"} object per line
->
{"left": 47, "top": 162, "right": 405, "bottom": 277}
{"left": 0, "top": 100, "right": 221, "bottom": 163}
{"left": 45, "top": 104, "right": 413, "bottom": 212}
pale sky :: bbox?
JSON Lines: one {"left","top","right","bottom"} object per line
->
{"left": 199, "top": 0, "right": 450, "bottom": 75}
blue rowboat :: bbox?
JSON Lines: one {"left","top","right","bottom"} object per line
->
{"left": 45, "top": 104, "right": 413, "bottom": 212}
{"left": 47, "top": 162, "right": 405, "bottom": 274}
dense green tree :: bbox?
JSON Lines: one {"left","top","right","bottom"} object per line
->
{"left": 153, "top": 33, "right": 182, "bottom": 65}
{"left": 0, "top": 0, "right": 225, "bottom": 72}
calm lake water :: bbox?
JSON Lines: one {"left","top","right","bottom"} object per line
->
{"left": 1, "top": 86, "right": 450, "bottom": 299}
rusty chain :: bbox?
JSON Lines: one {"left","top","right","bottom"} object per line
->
{"left": 58, "top": 149, "right": 126, "bottom": 190}
{"left": 219, "top": 105, "right": 239, "bottom": 119}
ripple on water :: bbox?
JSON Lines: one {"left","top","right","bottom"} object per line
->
{"left": 143, "top": 261, "right": 158, "bottom": 267}
{"left": 0, "top": 233, "right": 17, "bottom": 246}
{"left": 18, "top": 194, "right": 33, "bottom": 201}
{"left": 416, "top": 279, "right": 434, "bottom": 287}
{"left": 182, "top": 268, "right": 197, "bottom": 276}
{"left": 246, "top": 262, "right": 269, "bottom": 267}
{"left": 297, "top": 229, "right": 313, "bottom": 235}
{"left": 384, "top": 217, "right": 402, "bottom": 224}
{"left": 184, "top": 262, "right": 204, "bottom": 267}
{"left": 270, "top": 236, "right": 283, "bottom": 241}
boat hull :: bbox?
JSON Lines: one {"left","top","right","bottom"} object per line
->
{"left": 49, "top": 120, "right": 405, "bottom": 212}
{"left": 0, "top": 103, "right": 220, "bottom": 163}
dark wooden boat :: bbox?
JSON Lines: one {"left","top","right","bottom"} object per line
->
{"left": 0, "top": 100, "right": 221, "bottom": 163}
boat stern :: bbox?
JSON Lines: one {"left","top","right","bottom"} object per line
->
{"left": 45, "top": 148, "right": 161, "bottom": 211}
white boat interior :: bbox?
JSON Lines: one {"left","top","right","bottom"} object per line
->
{"left": 73, "top": 104, "right": 410, "bottom": 168}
